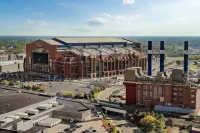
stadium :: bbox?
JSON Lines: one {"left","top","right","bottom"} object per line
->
{"left": 24, "top": 37, "right": 147, "bottom": 80}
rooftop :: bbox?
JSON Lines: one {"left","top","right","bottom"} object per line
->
{"left": 57, "top": 99, "right": 89, "bottom": 112}
{"left": 0, "top": 89, "right": 50, "bottom": 115}
{"left": 41, "top": 39, "right": 63, "bottom": 46}
{"left": 53, "top": 37, "right": 134, "bottom": 44}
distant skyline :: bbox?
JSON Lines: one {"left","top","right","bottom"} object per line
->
{"left": 0, "top": 0, "right": 200, "bottom": 36}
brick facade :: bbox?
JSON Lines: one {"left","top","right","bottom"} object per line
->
{"left": 124, "top": 81, "right": 200, "bottom": 112}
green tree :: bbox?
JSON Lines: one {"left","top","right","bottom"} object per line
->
{"left": 140, "top": 115, "right": 156, "bottom": 132}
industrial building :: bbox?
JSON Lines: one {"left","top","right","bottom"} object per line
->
{"left": 24, "top": 37, "right": 147, "bottom": 79}
{"left": 0, "top": 89, "right": 91, "bottom": 133}
{"left": 124, "top": 41, "right": 200, "bottom": 114}
{"left": 124, "top": 67, "right": 200, "bottom": 114}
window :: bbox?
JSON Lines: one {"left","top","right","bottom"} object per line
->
{"left": 173, "top": 92, "right": 177, "bottom": 96}
{"left": 126, "top": 61, "right": 129, "bottom": 68}
{"left": 191, "top": 101, "right": 195, "bottom": 103}
{"left": 179, "top": 88, "right": 182, "bottom": 91}
{"left": 112, "top": 62, "right": 115, "bottom": 70}
{"left": 104, "top": 62, "right": 107, "bottom": 71}
{"left": 71, "top": 64, "right": 74, "bottom": 73}
{"left": 173, "top": 88, "right": 177, "bottom": 90}
{"left": 179, "top": 92, "right": 182, "bottom": 96}
{"left": 137, "top": 89, "right": 140, "bottom": 104}
{"left": 191, "top": 90, "right": 195, "bottom": 93}
{"left": 150, "top": 91, "right": 152, "bottom": 98}
{"left": 173, "top": 98, "right": 177, "bottom": 101}
{"left": 122, "top": 61, "right": 125, "bottom": 69}
{"left": 75, "top": 65, "right": 78, "bottom": 73}
{"left": 154, "top": 86, "right": 157, "bottom": 99}
{"left": 108, "top": 62, "right": 111, "bottom": 71}
{"left": 191, "top": 95, "right": 195, "bottom": 98}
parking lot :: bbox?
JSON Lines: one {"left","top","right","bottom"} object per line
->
{"left": 23, "top": 81, "right": 91, "bottom": 96}
{"left": 48, "top": 117, "right": 108, "bottom": 133}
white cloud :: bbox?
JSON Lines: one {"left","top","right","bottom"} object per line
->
{"left": 60, "top": 3, "right": 65, "bottom": 6}
{"left": 122, "top": 0, "right": 135, "bottom": 4}
{"left": 27, "top": 19, "right": 48, "bottom": 26}
{"left": 88, "top": 13, "right": 142, "bottom": 27}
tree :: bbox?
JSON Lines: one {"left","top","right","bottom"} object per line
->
{"left": 166, "top": 117, "right": 174, "bottom": 127}
{"left": 176, "top": 60, "right": 182, "bottom": 65}
{"left": 140, "top": 115, "right": 156, "bottom": 132}
{"left": 194, "top": 61, "right": 198, "bottom": 65}
{"left": 189, "top": 113, "right": 196, "bottom": 120}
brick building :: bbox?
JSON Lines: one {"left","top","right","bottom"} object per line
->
{"left": 124, "top": 67, "right": 200, "bottom": 114}
{"left": 24, "top": 37, "right": 147, "bottom": 79}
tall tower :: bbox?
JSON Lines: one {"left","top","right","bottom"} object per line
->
{"left": 160, "top": 41, "right": 165, "bottom": 72}
{"left": 148, "top": 41, "right": 152, "bottom": 76}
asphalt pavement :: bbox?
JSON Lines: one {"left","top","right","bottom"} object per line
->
{"left": 97, "top": 84, "right": 124, "bottom": 101}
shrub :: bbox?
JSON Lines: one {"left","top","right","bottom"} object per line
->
{"left": 189, "top": 113, "right": 196, "bottom": 120}
{"left": 38, "top": 87, "right": 47, "bottom": 92}
{"left": 61, "top": 91, "right": 75, "bottom": 98}
{"left": 9, "top": 81, "right": 15, "bottom": 86}
{"left": 23, "top": 85, "right": 31, "bottom": 89}
{"left": 2, "top": 80, "right": 9, "bottom": 85}
{"left": 75, "top": 92, "right": 84, "bottom": 99}
{"left": 16, "top": 80, "right": 20, "bottom": 85}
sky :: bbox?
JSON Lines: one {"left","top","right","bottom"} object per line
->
{"left": 0, "top": 0, "right": 200, "bottom": 36}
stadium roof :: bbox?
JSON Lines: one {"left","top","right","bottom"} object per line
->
{"left": 41, "top": 39, "right": 63, "bottom": 46}
{"left": 53, "top": 37, "right": 134, "bottom": 44}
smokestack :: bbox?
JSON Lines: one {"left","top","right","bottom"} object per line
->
{"left": 184, "top": 41, "right": 189, "bottom": 74}
{"left": 160, "top": 41, "right": 165, "bottom": 72}
{"left": 148, "top": 41, "right": 152, "bottom": 76}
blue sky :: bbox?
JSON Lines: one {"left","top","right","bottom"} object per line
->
{"left": 0, "top": 0, "right": 200, "bottom": 36}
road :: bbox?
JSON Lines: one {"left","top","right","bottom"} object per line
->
{"left": 97, "top": 84, "right": 124, "bottom": 101}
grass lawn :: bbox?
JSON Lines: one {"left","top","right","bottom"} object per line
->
{"left": 189, "top": 64, "right": 200, "bottom": 69}
{"left": 93, "top": 91, "right": 103, "bottom": 100}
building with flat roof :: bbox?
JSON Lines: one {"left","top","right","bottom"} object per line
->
{"left": 24, "top": 37, "right": 147, "bottom": 79}
{"left": 0, "top": 89, "right": 91, "bottom": 133}
{"left": 0, "top": 60, "right": 24, "bottom": 74}
{"left": 123, "top": 67, "right": 200, "bottom": 114}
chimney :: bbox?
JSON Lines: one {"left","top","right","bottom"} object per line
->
{"left": 160, "top": 41, "right": 165, "bottom": 72}
{"left": 184, "top": 41, "right": 189, "bottom": 74}
{"left": 148, "top": 41, "right": 152, "bottom": 76}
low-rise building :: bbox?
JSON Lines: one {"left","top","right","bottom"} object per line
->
{"left": 0, "top": 60, "right": 24, "bottom": 74}
{"left": 0, "top": 89, "right": 91, "bottom": 133}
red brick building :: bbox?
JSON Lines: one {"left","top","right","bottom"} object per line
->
{"left": 24, "top": 37, "right": 147, "bottom": 79}
{"left": 124, "top": 68, "right": 200, "bottom": 114}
